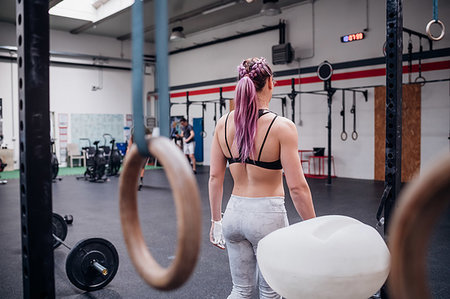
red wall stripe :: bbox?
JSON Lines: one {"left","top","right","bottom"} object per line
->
{"left": 170, "top": 60, "right": 450, "bottom": 98}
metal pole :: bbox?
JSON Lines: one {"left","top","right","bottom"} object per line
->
{"left": 384, "top": 0, "right": 403, "bottom": 236}
{"left": 186, "top": 91, "right": 190, "bottom": 122}
{"left": 17, "top": 0, "right": 55, "bottom": 298}
{"left": 290, "top": 79, "right": 296, "bottom": 122}
{"left": 381, "top": 0, "right": 403, "bottom": 298}
{"left": 324, "top": 79, "right": 334, "bottom": 185}
{"left": 214, "top": 103, "right": 217, "bottom": 126}
{"left": 155, "top": 0, "right": 170, "bottom": 137}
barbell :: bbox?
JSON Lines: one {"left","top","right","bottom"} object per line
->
{"left": 52, "top": 213, "right": 119, "bottom": 291}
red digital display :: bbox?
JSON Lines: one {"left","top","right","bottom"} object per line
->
{"left": 341, "top": 32, "right": 365, "bottom": 43}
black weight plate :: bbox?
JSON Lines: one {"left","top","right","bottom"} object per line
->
{"left": 52, "top": 213, "right": 68, "bottom": 249}
{"left": 66, "top": 238, "right": 119, "bottom": 291}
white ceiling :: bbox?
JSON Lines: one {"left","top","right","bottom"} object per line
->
{"left": 0, "top": 0, "right": 307, "bottom": 43}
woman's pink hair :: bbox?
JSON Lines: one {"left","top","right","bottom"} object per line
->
{"left": 234, "top": 57, "right": 273, "bottom": 162}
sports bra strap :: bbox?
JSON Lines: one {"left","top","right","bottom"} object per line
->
{"left": 224, "top": 112, "right": 233, "bottom": 158}
{"left": 258, "top": 115, "right": 278, "bottom": 161}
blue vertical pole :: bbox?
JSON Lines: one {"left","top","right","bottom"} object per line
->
{"left": 155, "top": 0, "right": 170, "bottom": 137}
{"left": 131, "top": 0, "right": 149, "bottom": 156}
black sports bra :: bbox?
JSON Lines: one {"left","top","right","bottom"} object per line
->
{"left": 224, "top": 110, "right": 282, "bottom": 170}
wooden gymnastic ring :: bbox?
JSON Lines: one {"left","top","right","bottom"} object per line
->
{"left": 119, "top": 136, "right": 202, "bottom": 290}
{"left": 426, "top": 19, "right": 445, "bottom": 41}
{"left": 388, "top": 153, "right": 450, "bottom": 299}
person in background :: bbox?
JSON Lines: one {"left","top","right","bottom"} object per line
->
{"left": 127, "top": 126, "right": 152, "bottom": 190}
{"left": 208, "top": 57, "right": 316, "bottom": 298}
{"left": 170, "top": 120, "right": 182, "bottom": 149}
{"left": 180, "top": 117, "right": 197, "bottom": 174}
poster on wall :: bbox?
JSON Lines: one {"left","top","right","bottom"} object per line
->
{"left": 71, "top": 114, "right": 125, "bottom": 146}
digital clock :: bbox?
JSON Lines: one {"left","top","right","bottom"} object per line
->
{"left": 341, "top": 32, "right": 365, "bottom": 43}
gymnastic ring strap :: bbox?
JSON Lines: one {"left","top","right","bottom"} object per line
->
{"left": 119, "top": 136, "right": 202, "bottom": 290}
{"left": 389, "top": 153, "right": 450, "bottom": 299}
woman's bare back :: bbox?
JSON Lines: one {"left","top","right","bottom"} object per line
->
{"left": 216, "top": 111, "right": 287, "bottom": 197}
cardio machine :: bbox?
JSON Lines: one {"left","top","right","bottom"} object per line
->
{"left": 77, "top": 138, "right": 107, "bottom": 183}
{"left": 101, "top": 133, "right": 122, "bottom": 177}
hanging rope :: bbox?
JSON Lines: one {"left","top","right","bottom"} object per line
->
{"left": 131, "top": 0, "right": 149, "bottom": 157}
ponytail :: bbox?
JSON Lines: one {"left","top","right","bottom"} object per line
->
{"left": 234, "top": 76, "right": 258, "bottom": 162}
{"left": 233, "top": 57, "right": 273, "bottom": 162}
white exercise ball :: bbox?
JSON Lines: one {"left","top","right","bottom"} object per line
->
{"left": 257, "top": 215, "right": 390, "bottom": 299}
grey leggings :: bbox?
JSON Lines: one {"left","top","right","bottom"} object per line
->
{"left": 222, "top": 195, "right": 288, "bottom": 299}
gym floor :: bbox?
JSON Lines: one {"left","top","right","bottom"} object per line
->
{"left": 0, "top": 167, "right": 448, "bottom": 298}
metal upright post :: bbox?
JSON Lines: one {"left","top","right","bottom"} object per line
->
{"left": 384, "top": 0, "right": 403, "bottom": 236}
{"left": 219, "top": 87, "right": 225, "bottom": 117}
{"left": 289, "top": 78, "right": 296, "bottom": 122}
{"left": 16, "top": 0, "right": 55, "bottom": 298}
{"left": 381, "top": 1, "right": 403, "bottom": 298}
{"left": 324, "top": 79, "right": 335, "bottom": 185}
{"left": 186, "top": 91, "right": 190, "bottom": 122}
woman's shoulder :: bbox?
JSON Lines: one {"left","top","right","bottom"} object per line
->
{"left": 272, "top": 114, "right": 296, "bottom": 130}
{"left": 214, "top": 111, "right": 233, "bottom": 132}
{"left": 270, "top": 115, "right": 297, "bottom": 140}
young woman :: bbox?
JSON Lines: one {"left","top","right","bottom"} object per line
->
{"left": 208, "top": 57, "right": 316, "bottom": 298}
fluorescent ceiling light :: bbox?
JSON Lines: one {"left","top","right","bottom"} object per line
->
{"left": 49, "top": 0, "right": 133, "bottom": 23}
{"left": 202, "top": 2, "right": 237, "bottom": 15}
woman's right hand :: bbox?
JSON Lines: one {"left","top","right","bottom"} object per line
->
{"left": 210, "top": 220, "right": 226, "bottom": 250}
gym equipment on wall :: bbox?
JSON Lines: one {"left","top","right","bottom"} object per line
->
{"left": 350, "top": 91, "right": 358, "bottom": 140}
{"left": 340, "top": 90, "right": 347, "bottom": 141}
{"left": 415, "top": 37, "right": 426, "bottom": 85}
{"left": 317, "top": 61, "right": 335, "bottom": 185}
{"left": 201, "top": 103, "right": 207, "bottom": 138}
{"left": 426, "top": 0, "right": 445, "bottom": 41}
{"left": 214, "top": 102, "right": 217, "bottom": 126}
{"left": 407, "top": 33, "right": 413, "bottom": 84}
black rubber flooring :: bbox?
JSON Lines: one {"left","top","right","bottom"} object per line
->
{"left": 0, "top": 166, "right": 448, "bottom": 298}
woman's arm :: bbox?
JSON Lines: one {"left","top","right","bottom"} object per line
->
{"left": 209, "top": 126, "right": 227, "bottom": 221}
{"left": 279, "top": 119, "right": 316, "bottom": 220}
{"left": 208, "top": 124, "right": 227, "bottom": 249}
